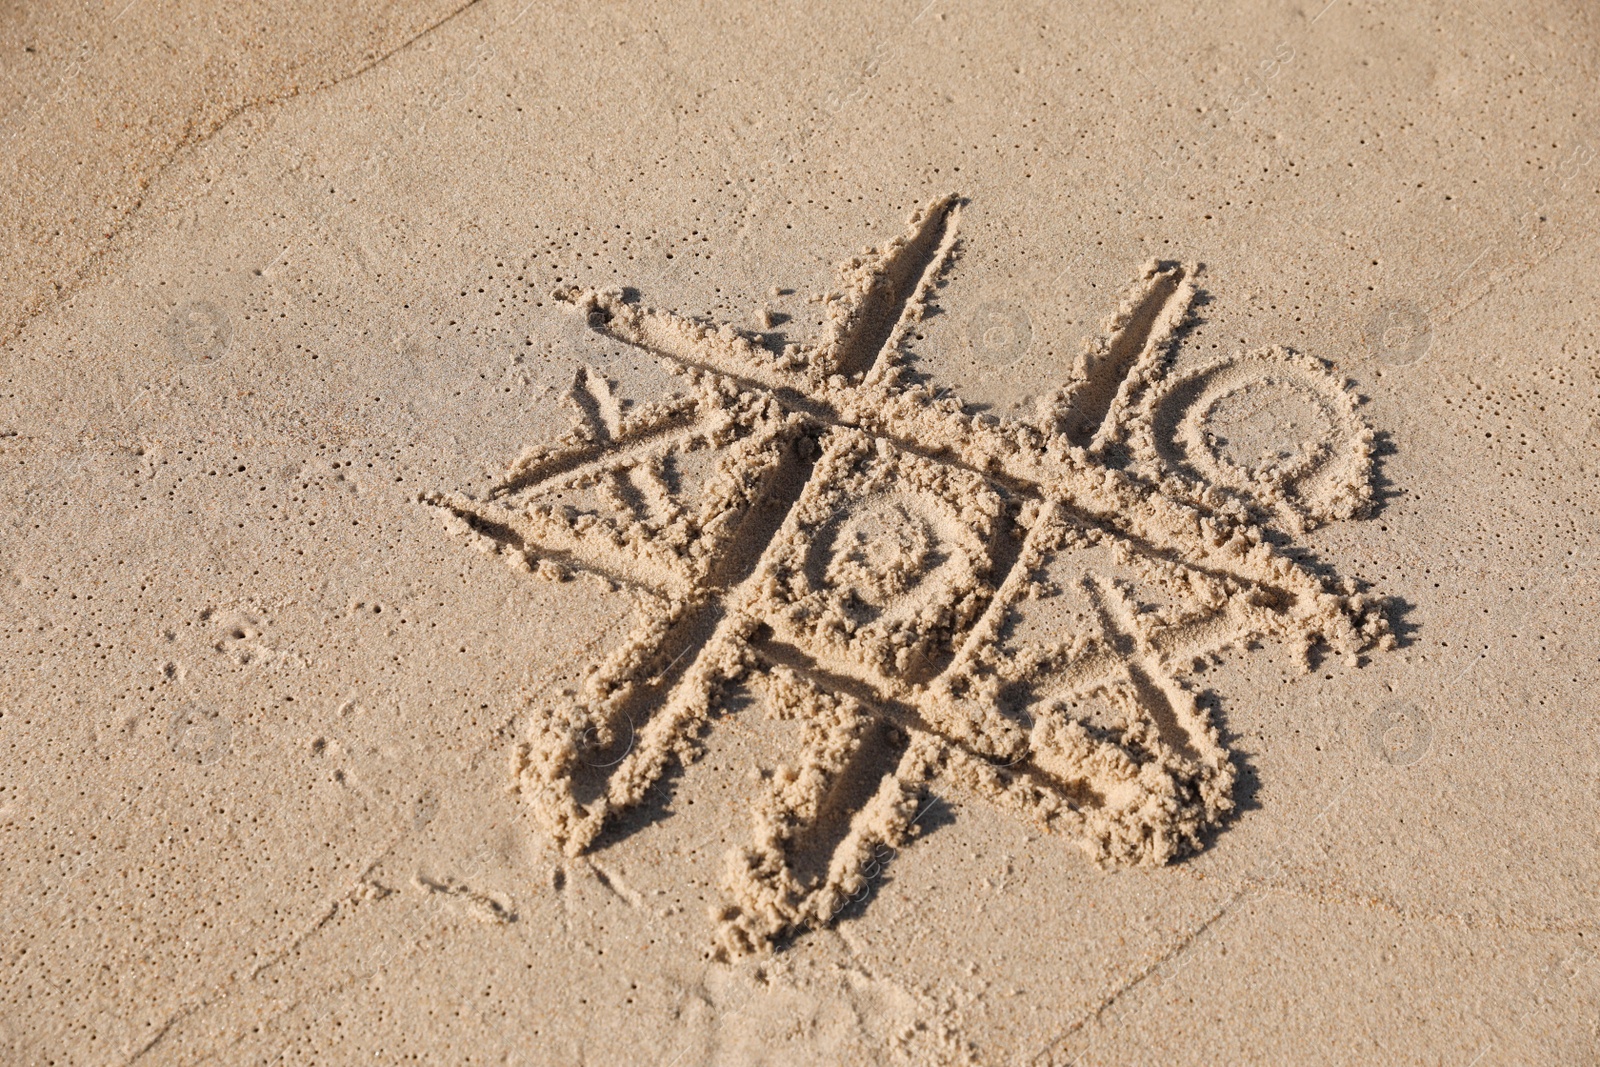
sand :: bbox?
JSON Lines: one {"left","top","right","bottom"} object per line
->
{"left": 3, "top": 1, "right": 1597, "bottom": 1063}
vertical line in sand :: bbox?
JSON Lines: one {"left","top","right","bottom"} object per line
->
{"left": 589, "top": 430, "right": 822, "bottom": 781}
{"left": 1061, "top": 262, "right": 1190, "bottom": 448}
{"left": 822, "top": 195, "right": 963, "bottom": 380}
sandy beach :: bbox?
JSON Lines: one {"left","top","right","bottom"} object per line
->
{"left": 3, "top": 1, "right": 1597, "bottom": 1063}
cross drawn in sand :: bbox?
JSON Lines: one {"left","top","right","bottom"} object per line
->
{"left": 428, "top": 195, "right": 1389, "bottom": 955}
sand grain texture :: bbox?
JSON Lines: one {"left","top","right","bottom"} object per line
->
{"left": 2, "top": 1, "right": 1598, "bottom": 1064}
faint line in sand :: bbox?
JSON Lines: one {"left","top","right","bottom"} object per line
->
{"left": 126, "top": 601, "right": 637, "bottom": 1063}
{"left": 3, "top": 0, "right": 490, "bottom": 348}
{"left": 1044, "top": 552, "right": 1599, "bottom": 1061}
{"left": 1044, "top": 764, "right": 1366, "bottom": 1065}
{"left": 659, "top": 796, "right": 944, "bottom": 1067}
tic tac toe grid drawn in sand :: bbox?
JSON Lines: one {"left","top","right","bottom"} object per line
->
{"left": 426, "top": 195, "right": 1392, "bottom": 957}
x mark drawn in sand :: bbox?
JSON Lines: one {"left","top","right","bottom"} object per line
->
{"left": 428, "top": 194, "right": 1392, "bottom": 956}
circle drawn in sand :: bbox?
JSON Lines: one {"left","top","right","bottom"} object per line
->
{"left": 810, "top": 488, "right": 982, "bottom": 641}
{"left": 824, "top": 496, "right": 939, "bottom": 607}
{"left": 166, "top": 300, "right": 231, "bottom": 363}
{"left": 1367, "top": 701, "right": 1432, "bottom": 766}
{"left": 168, "top": 704, "right": 231, "bottom": 765}
{"left": 964, "top": 300, "right": 1032, "bottom": 366}
{"left": 1142, "top": 347, "right": 1372, "bottom": 528}
{"left": 1363, "top": 299, "right": 1431, "bottom": 367}
{"left": 1193, "top": 377, "right": 1339, "bottom": 484}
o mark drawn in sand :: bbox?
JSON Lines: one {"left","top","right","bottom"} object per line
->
{"left": 427, "top": 196, "right": 1393, "bottom": 956}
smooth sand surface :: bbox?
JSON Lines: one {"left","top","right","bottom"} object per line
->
{"left": 3, "top": 2, "right": 1598, "bottom": 1063}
